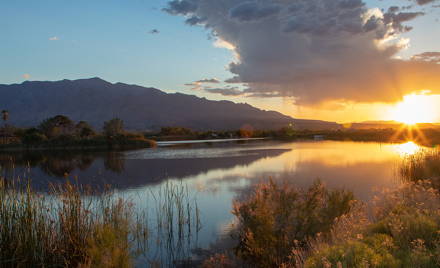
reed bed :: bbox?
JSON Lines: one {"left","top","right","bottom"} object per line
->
{"left": 142, "top": 181, "right": 201, "bottom": 267}
{"left": 0, "top": 170, "right": 201, "bottom": 268}
{"left": 0, "top": 178, "right": 137, "bottom": 267}
{"left": 400, "top": 148, "right": 440, "bottom": 189}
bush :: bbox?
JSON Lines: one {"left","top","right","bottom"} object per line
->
{"left": 305, "top": 180, "right": 440, "bottom": 268}
{"left": 232, "top": 180, "right": 354, "bottom": 267}
{"left": 305, "top": 234, "right": 400, "bottom": 268}
{"left": 21, "top": 128, "right": 47, "bottom": 145}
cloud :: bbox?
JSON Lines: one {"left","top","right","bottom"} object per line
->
{"left": 22, "top": 74, "right": 30, "bottom": 80}
{"left": 415, "top": 0, "right": 438, "bottom": 5}
{"left": 48, "top": 36, "right": 59, "bottom": 41}
{"left": 184, "top": 82, "right": 202, "bottom": 90}
{"left": 203, "top": 86, "right": 244, "bottom": 96}
{"left": 229, "top": 2, "right": 282, "bottom": 22}
{"left": 196, "top": 78, "right": 220, "bottom": 83}
{"left": 383, "top": 11, "right": 425, "bottom": 33}
{"left": 163, "top": 0, "right": 198, "bottom": 15}
{"left": 412, "top": 52, "right": 440, "bottom": 64}
{"left": 184, "top": 77, "right": 221, "bottom": 90}
{"left": 165, "top": 0, "right": 440, "bottom": 105}
{"left": 149, "top": 29, "right": 160, "bottom": 34}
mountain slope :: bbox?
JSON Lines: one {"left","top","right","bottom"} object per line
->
{"left": 0, "top": 78, "right": 340, "bottom": 131}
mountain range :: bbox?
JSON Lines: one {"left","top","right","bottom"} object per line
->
{"left": 0, "top": 78, "right": 341, "bottom": 131}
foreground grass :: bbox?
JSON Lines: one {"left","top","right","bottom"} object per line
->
{"left": 0, "top": 177, "right": 200, "bottom": 267}
{"left": 205, "top": 149, "right": 440, "bottom": 268}
{"left": 0, "top": 180, "right": 138, "bottom": 267}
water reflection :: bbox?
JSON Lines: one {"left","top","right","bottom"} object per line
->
{"left": 392, "top": 141, "right": 421, "bottom": 156}
{"left": 0, "top": 144, "right": 290, "bottom": 191}
{"left": 0, "top": 140, "right": 423, "bottom": 266}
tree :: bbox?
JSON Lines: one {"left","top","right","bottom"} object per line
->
{"left": 75, "top": 121, "right": 95, "bottom": 138}
{"left": 103, "top": 118, "right": 124, "bottom": 137}
{"left": 22, "top": 128, "right": 47, "bottom": 145}
{"left": 39, "top": 115, "right": 74, "bottom": 138}
{"left": 1, "top": 110, "right": 9, "bottom": 126}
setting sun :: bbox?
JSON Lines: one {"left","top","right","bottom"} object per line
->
{"left": 391, "top": 94, "right": 438, "bottom": 125}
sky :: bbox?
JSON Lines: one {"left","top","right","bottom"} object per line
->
{"left": 1, "top": 0, "right": 440, "bottom": 123}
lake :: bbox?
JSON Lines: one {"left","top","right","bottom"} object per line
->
{"left": 0, "top": 139, "right": 423, "bottom": 266}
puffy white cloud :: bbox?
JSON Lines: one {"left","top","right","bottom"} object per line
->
{"left": 48, "top": 36, "right": 59, "bottom": 41}
{"left": 165, "top": 0, "right": 440, "bottom": 105}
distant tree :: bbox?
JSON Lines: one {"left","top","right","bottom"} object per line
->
{"left": 1, "top": 110, "right": 9, "bottom": 126}
{"left": 22, "top": 128, "right": 47, "bottom": 145}
{"left": 103, "top": 118, "right": 124, "bottom": 137}
{"left": 239, "top": 124, "right": 254, "bottom": 138}
{"left": 160, "top": 127, "right": 193, "bottom": 136}
{"left": 39, "top": 115, "right": 75, "bottom": 138}
{"left": 280, "top": 123, "right": 295, "bottom": 137}
{"left": 75, "top": 121, "right": 95, "bottom": 138}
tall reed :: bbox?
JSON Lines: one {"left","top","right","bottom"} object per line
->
{"left": 0, "top": 178, "right": 139, "bottom": 267}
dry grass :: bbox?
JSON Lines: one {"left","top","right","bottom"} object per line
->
{"left": 0, "top": 178, "right": 141, "bottom": 267}
{"left": 231, "top": 180, "right": 354, "bottom": 267}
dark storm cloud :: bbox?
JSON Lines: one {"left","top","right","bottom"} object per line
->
{"left": 165, "top": 0, "right": 440, "bottom": 105}
{"left": 229, "top": 1, "right": 282, "bottom": 22}
{"left": 185, "top": 16, "right": 207, "bottom": 25}
{"left": 383, "top": 11, "right": 424, "bottom": 33}
{"left": 163, "top": 0, "right": 198, "bottom": 15}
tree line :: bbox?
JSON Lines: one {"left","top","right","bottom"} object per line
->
{"left": 0, "top": 112, "right": 155, "bottom": 149}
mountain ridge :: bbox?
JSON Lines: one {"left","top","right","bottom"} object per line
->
{"left": 0, "top": 78, "right": 341, "bottom": 131}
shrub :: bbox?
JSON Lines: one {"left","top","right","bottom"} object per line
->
{"left": 232, "top": 180, "right": 354, "bottom": 267}
{"left": 21, "top": 128, "right": 47, "bottom": 145}
{"left": 305, "top": 234, "right": 400, "bottom": 268}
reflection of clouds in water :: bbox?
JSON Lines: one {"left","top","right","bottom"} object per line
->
{"left": 183, "top": 141, "right": 413, "bottom": 201}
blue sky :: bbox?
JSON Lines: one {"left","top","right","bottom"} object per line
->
{"left": 0, "top": 0, "right": 232, "bottom": 94}
{"left": 1, "top": 0, "right": 439, "bottom": 122}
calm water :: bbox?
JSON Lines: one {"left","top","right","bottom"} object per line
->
{"left": 0, "top": 139, "right": 423, "bottom": 265}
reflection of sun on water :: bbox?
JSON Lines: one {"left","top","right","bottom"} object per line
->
{"left": 393, "top": 141, "right": 421, "bottom": 156}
